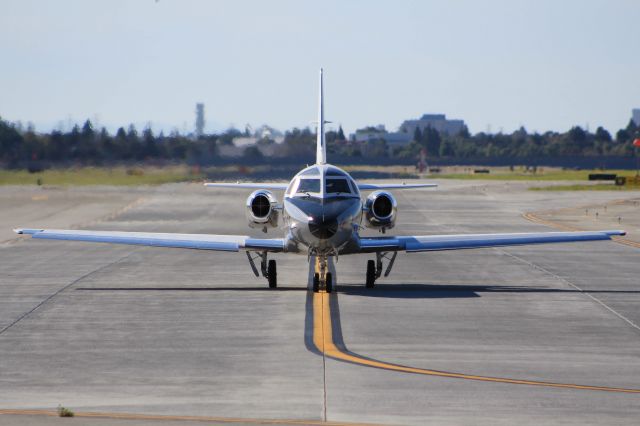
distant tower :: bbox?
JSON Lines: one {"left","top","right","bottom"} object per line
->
{"left": 632, "top": 108, "right": 640, "bottom": 127}
{"left": 195, "top": 103, "right": 205, "bottom": 138}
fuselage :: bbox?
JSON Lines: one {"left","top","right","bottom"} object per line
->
{"left": 282, "top": 164, "right": 362, "bottom": 255}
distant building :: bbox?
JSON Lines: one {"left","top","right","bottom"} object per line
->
{"left": 349, "top": 125, "right": 411, "bottom": 157}
{"left": 232, "top": 125, "right": 284, "bottom": 148}
{"left": 352, "top": 124, "right": 384, "bottom": 141}
{"left": 633, "top": 109, "right": 640, "bottom": 126}
{"left": 400, "top": 114, "right": 466, "bottom": 136}
{"left": 231, "top": 125, "right": 285, "bottom": 157}
{"left": 351, "top": 125, "right": 411, "bottom": 147}
{"left": 195, "top": 103, "right": 205, "bottom": 138}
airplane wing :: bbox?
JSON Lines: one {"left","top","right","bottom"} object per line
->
{"left": 358, "top": 230, "right": 625, "bottom": 253}
{"left": 204, "top": 182, "right": 288, "bottom": 190}
{"left": 357, "top": 183, "right": 437, "bottom": 190}
{"left": 14, "top": 229, "right": 285, "bottom": 252}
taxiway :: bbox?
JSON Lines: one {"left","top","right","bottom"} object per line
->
{"left": 1, "top": 181, "right": 639, "bottom": 425}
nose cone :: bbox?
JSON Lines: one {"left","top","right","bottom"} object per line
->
{"left": 285, "top": 196, "right": 360, "bottom": 245}
{"left": 308, "top": 216, "right": 339, "bottom": 239}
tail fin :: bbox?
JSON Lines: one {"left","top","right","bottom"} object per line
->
{"left": 316, "top": 68, "right": 327, "bottom": 165}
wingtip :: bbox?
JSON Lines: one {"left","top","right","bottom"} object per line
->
{"left": 13, "top": 228, "right": 43, "bottom": 235}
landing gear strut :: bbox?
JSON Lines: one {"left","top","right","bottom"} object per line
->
{"left": 312, "top": 255, "right": 333, "bottom": 293}
{"left": 246, "top": 251, "right": 277, "bottom": 289}
{"left": 365, "top": 251, "right": 397, "bottom": 288}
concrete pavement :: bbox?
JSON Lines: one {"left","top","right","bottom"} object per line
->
{"left": 1, "top": 181, "right": 639, "bottom": 425}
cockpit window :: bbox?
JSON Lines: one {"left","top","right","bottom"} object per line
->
{"left": 296, "top": 178, "right": 320, "bottom": 194}
{"left": 325, "top": 178, "right": 352, "bottom": 194}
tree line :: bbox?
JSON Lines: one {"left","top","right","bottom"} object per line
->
{"left": 0, "top": 116, "right": 638, "bottom": 169}
{"left": 391, "top": 121, "right": 639, "bottom": 159}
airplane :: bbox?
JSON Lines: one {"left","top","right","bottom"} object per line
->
{"left": 14, "top": 69, "right": 625, "bottom": 293}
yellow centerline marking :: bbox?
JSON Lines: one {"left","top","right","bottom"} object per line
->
{"left": 312, "top": 291, "right": 640, "bottom": 394}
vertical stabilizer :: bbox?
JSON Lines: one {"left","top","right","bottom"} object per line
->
{"left": 316, "top": 68, "right": 327, "bottom": 164}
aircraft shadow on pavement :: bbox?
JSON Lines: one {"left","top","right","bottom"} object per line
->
{"left": 335, "top": 283, "right": 640, "bottom": 299}
{"left": 75, "top": 286, "right": 308, "bottom": 292}
{"left": 74, "top": 284, "right": 640, "bottom": 298}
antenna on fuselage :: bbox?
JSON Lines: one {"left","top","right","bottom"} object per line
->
{"left": 316, "top": 68, "right": 327, "bottom": 165}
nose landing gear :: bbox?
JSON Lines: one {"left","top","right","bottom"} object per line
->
{"left": 312, "top": 255, "right": 333, "bottom": 293}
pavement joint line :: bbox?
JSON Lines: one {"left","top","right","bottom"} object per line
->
{"left": 1, "top": 193, "right": 148, "bottom": 246}
{"left": 0, "top": 199, "right": 84, "bottom": 246}
{"left": 500, "top": 250, "right": 640, "bottom": 334}
{"left": 519, "top": 204, "right": 640, "bottom": 332}
{"left": 0, "top": 251, "right": 135, "bottom": 337}
{"left": 0, "top": 238, "right": 23, "bottom": 246}
{"left": 0, "top": 409, "right": 381, "bottom": 425}
{"left": 311, "top": 291, "right": 640, "bottom": 393}
{"left": 75, "top": 196, "right": 148, "bottom": 229}
{"left": 399, "top": 190, "right": 640, "bottom": 332}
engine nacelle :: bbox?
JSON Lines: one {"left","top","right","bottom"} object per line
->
{"left": 246, "top": 190, "right": 279, "bottom": 230}
{"left": 364, "top": 190, "right": 397, "bottom": 233}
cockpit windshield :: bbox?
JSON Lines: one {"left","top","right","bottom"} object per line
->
{"left": 288, "top": 167, "right": 358, "bottom": 198}
{"left": 296, "top": 178, "right": 320, "bottom": 194}
{"left": 325, "top": 178, "right": 351, "bottom": 194}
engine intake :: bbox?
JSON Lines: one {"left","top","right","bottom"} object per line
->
{"left": 246, "top": 190, "right": 279, "bottom": 230}
{"left": 364, "top": 190, "right": 397, "bottom": 232}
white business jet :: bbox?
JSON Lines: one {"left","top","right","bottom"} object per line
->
{"left": 15, "top": 70, "right": 625, "bottom": 293}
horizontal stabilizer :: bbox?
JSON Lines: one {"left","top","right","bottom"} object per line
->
{"left": 357, "top": 183, "right": 437, "bottom": 190}
{"left": 204, "top": 182, "right": 288, "bottom": 190}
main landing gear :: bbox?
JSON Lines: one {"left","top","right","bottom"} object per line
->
{"left": 312, "top": 255, "right": 333, "bottom": 293}
{"left": 246, "top": 252, "right": 277, "bottom": 289}
{"left": 365, "top": 251, "right": 398, "bottom": 288}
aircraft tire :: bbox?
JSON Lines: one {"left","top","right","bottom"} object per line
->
{"left": 313, "top": 273, "right": 320, "bottom": 292}
{"left": 326, "top": 272, "right": 333, "bottom": 293}
{"left": 268, "top": 259, "right": 277, "bottom": 288}
{"left": 366, "top": 260, "right": 375, "bottom": 288}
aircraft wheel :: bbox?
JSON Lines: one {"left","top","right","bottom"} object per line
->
{"left": 365, "top": 260, "right": 375, "bottom": 288}
{"left": 313, "top": 273, "right": 320, "bottom": 292}
{"left": 325, "top": 272, "right": 333, "bottom": 293}
{"left": 268, "top": 259, "right": 277, "bottom": 288}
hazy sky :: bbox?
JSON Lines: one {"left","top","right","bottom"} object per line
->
{"left": 2, "top": 0, "right": 639, "bottom": 135}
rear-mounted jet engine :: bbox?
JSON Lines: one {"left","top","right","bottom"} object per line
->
{"left": 364, "top": 190, "right": 397, "bottom": 233}
{"left": 246, "top": 190, "right": 279, "bottom": 232}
